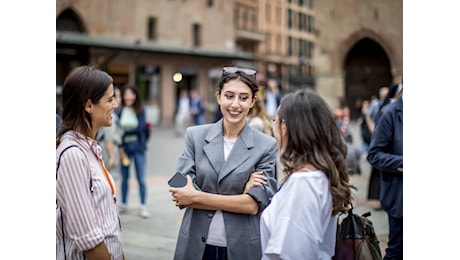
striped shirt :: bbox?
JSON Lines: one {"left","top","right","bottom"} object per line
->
{"left": 56, "top": 131, "right": 123, "bottom": 259}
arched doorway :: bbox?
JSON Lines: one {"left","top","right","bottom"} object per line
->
{"left": 56, "top": 9, "right": 89, "bottom": 85}
{"left": 56, "top": 9, "right": 89, "bottom": 115}
{"left": 344, "top": 38, "right": 392, "bottom": 119}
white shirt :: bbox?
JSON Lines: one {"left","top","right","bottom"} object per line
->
{"left": 260, "top": 170, "right": 337, "bottom": 260}
{"left": 206, "top": 137, "right": 237, "bottom": 246}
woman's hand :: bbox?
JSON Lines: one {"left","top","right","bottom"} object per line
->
{"left": 244, "top": 171, "right": 267, "bottom": 193}
{"left": 169, "top": 175, "right": 198, "bottom": 208}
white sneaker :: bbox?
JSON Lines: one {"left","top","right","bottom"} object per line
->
{"left": 139, "top": 207, "right": 150, "bottom": 218}
{"left": 118, "top": 204, "right": 128, "bottom": 214}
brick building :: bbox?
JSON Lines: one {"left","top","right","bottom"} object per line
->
{"left": 56, "top": 0, "right": 402, "bottom": 125}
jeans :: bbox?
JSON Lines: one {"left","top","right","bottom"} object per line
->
{"left": 120, "top": 151, "right": 147, "bottom": 205}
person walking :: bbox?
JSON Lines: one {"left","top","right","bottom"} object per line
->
{"left": 117, "top": 85, "right": 150, "bottom": 218}
{"left": 56, "top": 65, "right": 124, "bottom": 259}
{"left": 189, "top": 88, "right": 206, "bottom": 125}
{"left": 168, "top": 66, "right": 278, "bottom": 260}
{"left": 357, "top": 99, "right": 373, "bottom": 156}
{"left": 365, "top": 86, "right": 389, "bottom": 210}
{"left": 264, "top": 78, "right": 281, "bottom": 118}
{"left": 174, "top": 88, "right": 191, "bottom": 136}
{"left": 259, "top": 89, "right": 355, "bottom": 259}
{"left": 367, "top": 89, "right": 403, "bottom": 260}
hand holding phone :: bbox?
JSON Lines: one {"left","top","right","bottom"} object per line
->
{"left": 168, "top": 173, "right": 188, "bottom": 209}
{"left": 168, "top": 172, "right": 187, "bottom": 188}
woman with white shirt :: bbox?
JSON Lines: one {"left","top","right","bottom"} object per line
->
{"left": 259, "top": 89, "right": 355, "bottom": 259}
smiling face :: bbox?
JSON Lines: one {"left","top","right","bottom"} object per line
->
{"left": 216, "top": 79, "right": 256, "bottom": 129}
{"left": 87, "top": 83, "right": 117, "bottom": 132}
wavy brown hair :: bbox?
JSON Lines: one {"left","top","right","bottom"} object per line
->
{"left": 277, "top": 89, "right": 355, "bottom": 215}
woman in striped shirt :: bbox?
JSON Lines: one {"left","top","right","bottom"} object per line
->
{"left": 56, "top": 65, "right": 124, "bottom": 259}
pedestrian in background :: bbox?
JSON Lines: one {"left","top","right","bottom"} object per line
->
{"left": 367, "top": 83, "right": 403, "bottom": 210}
{"left": 169, "top": 66, "right": 278, "bottom": 260}
{"left": 365, "top": 86, "right": 389, "bottom": 210}
{"left": 259, "top": 89, "right": 355, "bottom": 259}
{"left": 117, "top": 85, "right": 150, "bottom": 218}
{"left": 264, "top": 78, "right": 281, "bottom": 118}
{"left": 344, "top": 132, "right": 361, "bottom": 175}
{"left": 368, "top": 86, "right": 389, "bottom": 125}
{"left": 174, "top": 88, "right": 191, "bottom": 136}
{"left": 357, "top": 99, "right": 373, "bottom": 156}
{"left": 247, "top": 92, "right": 273, "bottom": 136}
{"left": 367, "top": 88, "right": 403, "bottom": 260}
{"left": 334, "top": 96, "right": 351, "bottom": 135}
{"left": 189, "top": 88, "right": 206, "bottom": 125}
{"left": 96, "top": 87, "right": 124, "bottom": 180}
{"left": 375, "top": 83, "right": 403, "bottom": 125}
{"left": 56, "top": 65, "right": 124, "bottom": 259}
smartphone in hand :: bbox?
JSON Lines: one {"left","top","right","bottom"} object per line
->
{"left": 168, "top": 172, "right": 187, "bottom": 188}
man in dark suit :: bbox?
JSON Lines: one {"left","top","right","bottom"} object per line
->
{"left": 367, "top": 91, "right": 403, "bottom": 260}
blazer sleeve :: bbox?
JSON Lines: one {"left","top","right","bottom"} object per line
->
{"left": 367, "top": 103, "right": 403, "bottom": 174}
{"left": 246, "top": 138, "right": 278, "bottom": 212}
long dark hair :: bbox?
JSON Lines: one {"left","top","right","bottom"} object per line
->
{"left": 121, "top": 85, "right": 143, "bottom": 115}
{"left": 56, "top": 65, "right": 113, "bottom": 147}
{"left": 277, "top": 89, "right": 355, "bottom": 215}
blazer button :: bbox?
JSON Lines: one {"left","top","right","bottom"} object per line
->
{"left": 201, "top": 237, "right": 206, "bottom": 242}
{"left": 207, "top": 212, "right": 213, "bottom": 218}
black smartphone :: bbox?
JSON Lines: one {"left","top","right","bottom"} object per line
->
{"left": 168, "top": 172, "right": 187, "bottom": 188}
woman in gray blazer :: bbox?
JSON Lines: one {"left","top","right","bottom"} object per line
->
{"left": 169, "top": 67, "right": 278, "bottom": 260}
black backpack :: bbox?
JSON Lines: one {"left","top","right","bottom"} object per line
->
{"left": 333, "top": 206, "right": 382, "bottom": 260}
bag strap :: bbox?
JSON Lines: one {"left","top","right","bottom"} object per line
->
{"left": 56, "top": 145, "right": 77, "bottom": 178}
{"left": 56, "top": 145, "right": 91, "bottom": 260}
{"left": 56, "top": 145, "right": 76, "bottom": 260}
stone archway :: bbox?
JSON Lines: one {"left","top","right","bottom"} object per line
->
{"left": 333, "top": 29, "right": 395, "bottom": 119}
{"left": 56, "top": 8, "right": 89, "bottom": 85}
{"left": 344, "top": 38, "right": 392, "bottom": 119}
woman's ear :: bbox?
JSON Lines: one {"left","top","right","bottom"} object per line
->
{"left": 85, "top": 100, "right": 93, "bottom": 114}
{"left": 281, "top": 120, "right": 288, "bottom": 137}
{"left": 215, "top": 91, "right": 221, "bottom": 105}
{"left": 250, "top": 96, "right": 257, "bottom": 108}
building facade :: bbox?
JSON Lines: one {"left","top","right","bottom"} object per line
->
{"left": 56, "top": 0, "right": 402, "bottom": 125}
{"left": 314, "top": 0, "right": 403, "bottom": 119}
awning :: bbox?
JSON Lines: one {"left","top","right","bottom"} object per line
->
{"left": 56, "top": 31, "right": 258, "bottom": 60}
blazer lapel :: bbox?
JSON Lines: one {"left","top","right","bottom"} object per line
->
{"left": 203, "top": 120, "right": 225, "bottom": 175}
{"left": 218, "top": 124, "right": 255, "bottom": 182}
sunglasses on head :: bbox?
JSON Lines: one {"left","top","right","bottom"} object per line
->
{"left": 222, "top": 67, "right": 256, "bottom": 79}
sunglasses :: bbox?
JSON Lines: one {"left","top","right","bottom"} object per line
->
{"left": 222, "top": 67, "right": 256, "bottom": 79}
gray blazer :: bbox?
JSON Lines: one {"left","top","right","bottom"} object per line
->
{"left": 173, "top": 119, "right": 278, "bottom": 260}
